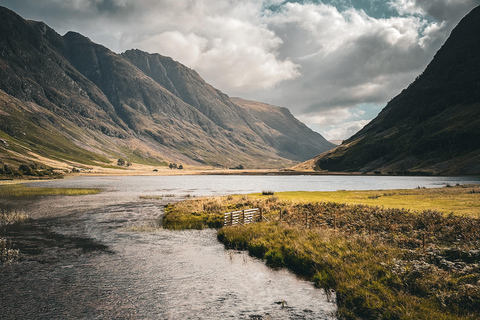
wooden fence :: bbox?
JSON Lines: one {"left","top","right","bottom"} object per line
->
{"left": 223, "top": 208, "right": 268, "bottom": 227}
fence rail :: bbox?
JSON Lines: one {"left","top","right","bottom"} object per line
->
{"left": 223, "top": 208, "right": 268, "bottom": 227}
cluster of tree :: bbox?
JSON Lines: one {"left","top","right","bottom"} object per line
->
{"left": 169, "top": 163, "right": 183, "bottom": 169}
{"left": 117, "top": 158, "right": 132, "bottom": 167}
{"left": 229, "top": 164, "right": 244, "bottom": 170}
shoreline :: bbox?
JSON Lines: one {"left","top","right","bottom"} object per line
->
{"left": 3, "top": 168, "right": 480, "bottom": 182}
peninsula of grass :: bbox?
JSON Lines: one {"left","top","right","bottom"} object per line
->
{"left": 164, "top": 185, "right": 480, "bottom": 320}
{"left": 0, "top": 184, "right": 101, "bottom": 198}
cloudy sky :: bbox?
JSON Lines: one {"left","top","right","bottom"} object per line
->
{"left": 1, "top": 0, "right": 479, "bottom": 140}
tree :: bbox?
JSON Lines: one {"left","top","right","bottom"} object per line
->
{"left": 169, "top": 163, "right": 177, "bottom": 169}
{"left": 117, "top": 158, "right": 126, "bottom": 166}
{"left": 178, "top": 164, "right": 183, "bottom": 170}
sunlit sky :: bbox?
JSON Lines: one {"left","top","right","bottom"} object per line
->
{"left": 1, "top": 0, "right": 479, "bottom": 140}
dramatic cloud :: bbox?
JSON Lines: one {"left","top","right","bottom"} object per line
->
{"left": 0, "top": 0, "right": 479, "bottom": 140}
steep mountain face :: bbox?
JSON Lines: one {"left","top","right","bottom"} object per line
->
{"left": 231, "top": 98, "right": 335, "bottom": 161}
{"left": 0, "top": 6, "right": 334, "bottom": 170}
{"left": 304, "top": 5, "right": 480, "bottom": 175}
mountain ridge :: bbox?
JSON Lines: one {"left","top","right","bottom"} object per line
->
{"left": 0, "top": 5, "right": 334, "bottom": 173}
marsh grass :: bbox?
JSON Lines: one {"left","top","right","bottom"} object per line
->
{"left": 0, "top": 184, "right": 101, "bottom": 198}
{"left": 0, "top": 238, "right": 19, "bottom": 264}
{"left": 139, "top": 195, "right": 163, "bottom": 200}
{"left": 166, "top": 186, "right": 480, "bottom": 320}
{"left": 0, "top": 209, "right": 29, "bottom": 226}
{"left": 264, "top": 184, "right": 480, "bottom": 217}
{"left": 0, "top": 209, "right": 28, "bottom": 264}
{"left": 218, "top": 223, "right": 479, "bottom": 320}
{"left": 0, "top": 186, "right": 100, "bottom": 264}
{"left": 163, "top": 195, "right": 283, "bottom": 230}
{"left": 122, "top": 220, "right": 161, "bottom": 232}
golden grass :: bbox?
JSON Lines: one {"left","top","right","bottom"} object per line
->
{"left": 250, "top": 184, "right": 480, "bottom": 217}
{"left": 218, "top": 223, "right": 479, "bottom": 320}
{"left": 0, "top": 184, "right": 101, "bottom": 198}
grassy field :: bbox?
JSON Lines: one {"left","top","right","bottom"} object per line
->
{"left": 0, "top": 184, "right": 101, "bottom": 198}
{"left": 164, "top": 185, "right": 480, "bottom": 320}
{"left": 250, "top": 184, "right": 480, "bottom": 217}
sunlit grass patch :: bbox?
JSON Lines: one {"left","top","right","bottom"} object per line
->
{"left": 163, "top": 195, "right": 279, "bottom": 230}
{"left": 253, "top": 184, "right": 480, "bottom": 217}
{"left": 0, "top": 184, "right": 101, "bottom": 198}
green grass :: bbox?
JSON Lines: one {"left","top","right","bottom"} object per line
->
{"left": 0, "top": 184, "right": 101, "bottom": 198}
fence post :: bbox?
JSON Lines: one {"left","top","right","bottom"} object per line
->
{"left": 230, "top": 211, "right": 234, "bottom": 226}
{"left": 259, "top": 208, "right": 263, "bottom": 222}
{"left": 242, "top": 210, "right": 245, "bottom": 224}
{"left": 305, "top": 211, "right": 308, "bottom": 228}
{"left": 334, "top": 212, "right": 337, "bottom": 231}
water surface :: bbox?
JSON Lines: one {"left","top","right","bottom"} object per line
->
{"left": 2, "top": 175, "right": 479, "bottom": 319}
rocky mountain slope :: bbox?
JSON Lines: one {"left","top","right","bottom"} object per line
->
{"left": 298, "top": 5, "right": 480, "bottom": 175}
{"left": 0, "top": 6, "right": 333, "bottom": 172}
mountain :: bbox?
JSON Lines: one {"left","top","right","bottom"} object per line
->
{"left": 297, "top": 5, "right": 480, "bottom": 175}
{"left": 0, "top": 6, "right": 334, "bottom": 172}
{"left": 230, "top": 97, "right": 334, "bottom": 161}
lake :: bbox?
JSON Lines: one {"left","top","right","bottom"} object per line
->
{"left": 29, "top": 174, "right": 480, "bottom": 197}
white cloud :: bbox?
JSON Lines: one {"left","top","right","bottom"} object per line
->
{"left": 298, "top": 108, "right": 371, "bottom": 141}
{"left": 251, "top": 2, "right": 433, "bottom": 116}
{"left": 117, "top": 0, "right": 301, "bottom": 92}
{"left": 388, "top": 0, "right": 426, "bottom": 15}
{"left": 388, "top": 0, "right": 480, "bottom": 21}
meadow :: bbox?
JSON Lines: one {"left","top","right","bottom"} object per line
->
{"left": 0, "top": 184, "right": 101, "bottom": 198}
{"left": 164, "top": 184, "right": 480, "bottom": 320}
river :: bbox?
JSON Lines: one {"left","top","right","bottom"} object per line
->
{"left": 1, "top": 175, "right": 479, "bottom": 319}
